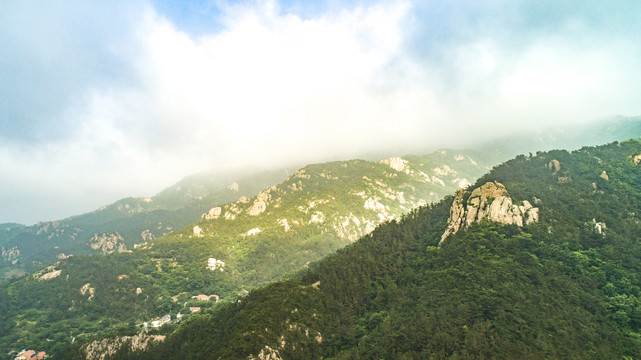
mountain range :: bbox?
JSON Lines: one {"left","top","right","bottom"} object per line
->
{"left": 66, "top": 138, "right": 641, "bottom": 359}
{"left": 3, "top": 115, "right": 640, "bottom": 282}
{"left": 1, "top": 116, "right": 641, "bottom": 358}
{"left": 0, "top": 168, "right": 293, "bottom": 280}
{"left": 0, "top": 149, "right": 496, "bottom": 357}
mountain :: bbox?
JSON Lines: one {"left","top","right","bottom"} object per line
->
{"left": 0, "top": 168, "right": 292, "bottom": 280}
{"left": 74, "top": 139, "right": 641, "bottom": 360}
{"left": 3, "top": 115, "right": 640, "bottom": 283}
{"left": 3, "top": 116, "right": 641, "bottom": 358}
{"left": 0, "top": 224, "right": 22, "bottom": 231}
{"left": 0, "top": 149, "right": 496, "bottom": 358}
{"left": 477, "top": 115, "right": 641, "bottom": 158}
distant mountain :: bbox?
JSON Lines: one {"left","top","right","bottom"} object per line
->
{"left": 0, "top": 168, "right": 292, "bottom": 280}
{"left": 0, "top": 223, "right": 22, "bottom": 231}
{"left": 3, "top": 115, "right": 639, "bottom": 282}
{"left": 478, "top": 115, "right": 641, "bottom": 158}
{"left": 2, "top": 115, "right": 641, "bottom": 358}
{"left": 84, "top": 139, "right": 641, "bottom": 360}
{"left": 0, "top": 149, "right": 496, "bottom": 357}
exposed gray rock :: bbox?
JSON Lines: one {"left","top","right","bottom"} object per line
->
{"left": 193, "top": 226, "right": 204, "bottom": 237}
{"left": 203, "top": 206, "right": 222, "bottom": 220}
{"left": 546, "top": 159, "right": 561, "bottom": 173}
{"left": 440, "top": 181, "right": 539, "bottom": 244}
{"left": 80, "top": 283, "right": 95, "bottom": 301}
{"left": 592, "top": 218, "right": 607, "bottom": 235}
{"left": 88, "top": 233, "right": 127, "bottom": 254}
{"left": 249, "top": 189, "right": 274, "bottom": 216}
{"left": 39, "top": 269, "right": 61, "bottom": 281}
{"left": 248, "top": 345, "right": 283, "bottom": 360}
{"left": 83, "top": 334, "right": 165, "bottom": 360}
{"left": 380, "top": 157, "right": 409, "bottom": 172}
{"left": 1, "top": 246, "right": 20, "bottom": 264}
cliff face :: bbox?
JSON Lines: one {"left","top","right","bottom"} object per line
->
{"left": 83, "top": 334, "right": 165, "bottom": 360}
{"left": 440, "top": 181, "right": 539, "bottom": 244}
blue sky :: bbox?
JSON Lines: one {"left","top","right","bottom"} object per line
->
{"left": 1, "top": 0, "right": 641, "bottom": 224}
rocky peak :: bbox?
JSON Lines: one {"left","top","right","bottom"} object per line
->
{"left": 440, "top": 181, "right": 539, "bottom": 244}
{"left": 380, "top": 157, "right": 409, "bottom": 172}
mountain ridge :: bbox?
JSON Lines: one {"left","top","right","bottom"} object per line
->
{"left": 3, "top": 115, "right": 640, "bottom": 281}
{"left": 88, "top": 139, "right": 641, "bottom": 359}
{"left": 0, "top": 149, "right": 495, "bottom": 357}
{"left": 0, "top": 168, "right": 292, "bottom": 279}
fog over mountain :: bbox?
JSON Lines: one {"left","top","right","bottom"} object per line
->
{"left": 1, "top": 0, "right": 640, "bottom": 224}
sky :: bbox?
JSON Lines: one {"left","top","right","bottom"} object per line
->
{"left": 1, "top": 0, "right": 641, "bottom": 225}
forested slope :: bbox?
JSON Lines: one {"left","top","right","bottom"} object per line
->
{"left": 92, "top": 140, "right": 641, "bottom": 360}
{"left": 0, "top": 150, "right": 493, "bottom": 358}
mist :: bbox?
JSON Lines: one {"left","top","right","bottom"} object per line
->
{"left": 1, "top": 0, "right": 641, "bottom": 224}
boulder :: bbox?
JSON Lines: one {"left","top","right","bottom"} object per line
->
{"left": 440, "top": 181, "right": 539, "bottom": 244}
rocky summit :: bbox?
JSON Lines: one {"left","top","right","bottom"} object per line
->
{"left": 440, "top": 181, "right": 539, "bottom": 244}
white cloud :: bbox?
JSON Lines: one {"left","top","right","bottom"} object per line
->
{"left": 76, "top": 1, "right": 422, "bottom": 167}
{"left": 1, "top": 0, "right": 422, "bottom": 223}
{"left": 2, "top": 0, "right": 641, "bottom": 224}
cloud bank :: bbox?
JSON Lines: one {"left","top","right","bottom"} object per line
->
{"left": 1, "top": 0, "right": 641, "bottom": 224}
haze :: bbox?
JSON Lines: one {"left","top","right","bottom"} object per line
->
{"left": 1, "top": 0, "right": 640, "bottom": 225}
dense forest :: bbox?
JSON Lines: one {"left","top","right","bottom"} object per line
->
{"left": 0, "top": 150, "right": 495, "bottom": 358}
{"left": 56, "top": 139, "right": 641, "bottom": 359}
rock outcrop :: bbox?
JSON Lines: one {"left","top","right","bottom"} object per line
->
{"left": 39, "top": 269, "right": 61, "bottom": 281}
{"left": 1, "top": 246, "right": 20, "bottom": 264}
{"left": 80, "top": 283, "right": 95, "bottom": 301}
{"left": 546, "top": 159, "right": 561, "bottom": 173}
{"left": 380, "top": 157, "right": 409, "bottom": 172}
{"left": 440, "top": 181, "right": 539, "bottom": 244}
{"left": 88, "top": 233, "right": 127, "bottom": 254}
{"left": 249, "top": 188, "right": 275, "bottom": 216}
{"left": 592, "top": 218, "right": 606, "bottom": 235}
{"left": 193, "top": 226, "right": 203, "bottom": 237}
{"left": 140, "top": 229, "right": 155, "bottom": 242}
{"left": 203, "top": 206, "right": 222, "bottom": 220}
{"left": 207, "top": 258, "right": 225, "bottom": 271}
{"left": 83, "top": 334, "right": 165, "bottom": 360}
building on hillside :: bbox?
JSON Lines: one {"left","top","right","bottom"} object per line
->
{"left": 15, "top": 350, "right": 47, "bottom": 359}
{"left": 16, "top": 350, "right": 35, "bottom": 360}
{"left": 190, "top": 307, "right": 201, "bottom": 312}
{"left": 151, "top": 314, "right": 171, "bottom": 328}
